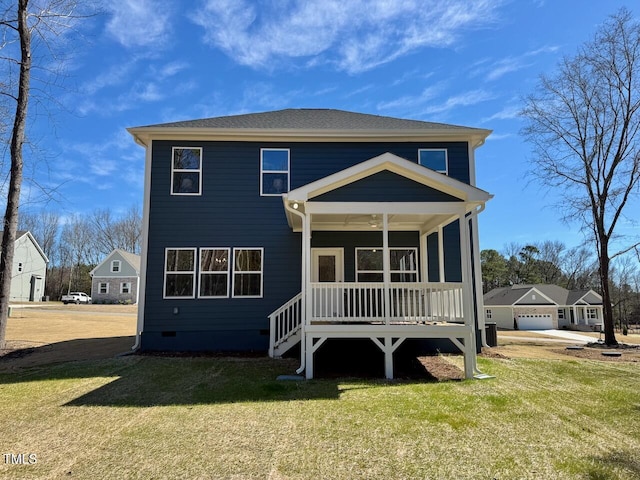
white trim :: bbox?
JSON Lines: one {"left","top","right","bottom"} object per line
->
{"left": 418, "top": 148, "right": 448, "bottom": 174}
{"left": 111, "top": 260, "right": 121, "bottom": 273}
{"left": 198, "top": 247, "right": 231, "bottom": 299}
{"left": 355, "top": 247, "right": 419, "bottom": 282}
{"left": 163, "top": 247, "right": 197, "bottom": 299}
{"left": 260, "top": 148, "right": 290, "bottom": 196}
{"left": 232, "top": 247, "right": 264, "bottom": 298}
{"left": 171, "top": 146, "right": 202, "bottom": 196}
{"left": 511, "top": 287, "right": 557, "bottom": 306}
{"left": 99, "top": 282, "right": 109, "bottom": 294}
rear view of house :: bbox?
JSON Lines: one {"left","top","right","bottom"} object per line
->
{"left": 128, "top": 109, "right": 493, "bottom": 379}
{"left": 90, "top": 249, "right": 141, "bottom": 304}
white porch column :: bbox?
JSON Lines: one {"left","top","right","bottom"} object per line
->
{"left": 420, "top": 232, "right": 428, "bottom": 283}
{"left": 382, "top": 213, "right": 390, "bottom": 325}
{"left": 303, "top": 212, "right": 313, "bottom": 378}
{"left": 438, "top": 225, "right": 445, "bottom": 282}
{"left": 459, "top": 213, "right": 477, "bottom": 376}
{"left": 470, "top": 211, "right": 487, "bottom": 347}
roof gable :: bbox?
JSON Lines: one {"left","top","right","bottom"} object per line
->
{"left": 286, "top": 152, "right": 492, "bottom": 203}
{"left": 484, "top": 284, "right": 603, "bottom": 307}
{"left": 90, "top": 249, "right": 141, "bottom": 276}
{"left": 2, "top": 231, "right": 49, "bottom": 263}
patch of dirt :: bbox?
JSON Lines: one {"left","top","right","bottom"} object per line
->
{"left": 415, "top": 355, "right": 464, "bottom": 381}
{"left": 552, "top": 342, "right": 640, "bottom": 362}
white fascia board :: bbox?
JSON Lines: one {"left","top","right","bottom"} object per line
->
{"left": 286, "top": 152, "right": 492, "bottom": 203}
{"left": 304, "top": 202, "right": 468, "bottom": 215}
{"left": 127, "top": 127, "right": 492, "bottom": 148}
{"left": 22, "top": 231, "right": 49, "bottom": 264}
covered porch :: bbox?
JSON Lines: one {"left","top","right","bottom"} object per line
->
{"left": 268, "top": 153, "right": 492, "bottom": 379}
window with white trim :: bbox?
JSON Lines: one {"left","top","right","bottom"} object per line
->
{"left": 587, "top": 308, "right": 598, "bottom": 319}
{"left": 261, "top": 149, "right": 289, "bottom": 196}
{"left": 199, "top": 248, "right": 230, "bottom": 298}
{"left": 418, "top": 149, "right": 448, "bottom": 174}
{"left": 99, "top": 282, "right": 109, "bottom": 294}
{"left": 121, "top": 282, "right": 131, "bottom": 294}
{"left": 232, "top": 248, "right": 263, "bottom": 297}
{"left": 558, "top": 309, "right": 565, "bottom": 319}
{"left": 111, "top": 260, "right": 121, "bottom": 273}
{"left": 164, "top": 248, "right": 196, "bottom": 298}
{"left": 355, "top": 248, "right": 419, "bottom": 282}
{"left": 486, "top": 309, "right": 492, "bottom": 319}
{"left": 172, "top": 147, "right": 202, "bottom": 195}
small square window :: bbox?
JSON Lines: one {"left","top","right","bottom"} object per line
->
{"left": 172, "top": 147, "right": 202, "bottom": 195}
{"left": 261, "top": 149, "right": 289, "bottom": 196}
{"left": 111, "top": 260, "right": 121, "bottom": 273}
{"left": 486, "top": 309, "right": 492, "bottom": 319}
{"left": 418, "top": 149, "right": 448, "bottom": 174}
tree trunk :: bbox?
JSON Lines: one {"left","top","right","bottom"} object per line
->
{"left": 599, "top": 240, "right": 618, "bottom": 346}
{"left": 0, "top": 0, "right": 31, "bottom": 350}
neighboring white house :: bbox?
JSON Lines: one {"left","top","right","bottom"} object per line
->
{"left": 483, "top": 284, "right": 604, "bottom": 330}
{"left": 90, "top": 249, "right": 141, "bottom": 304}
{"left": 1, "top": 230, "right": 49, "bottom": 302}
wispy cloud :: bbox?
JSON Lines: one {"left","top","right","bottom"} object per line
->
{"left": 377, "top": 84, "right": 445, "bottom": 111}
{"left": 473, "top": 45, "right": 561, "bottom": 81}
{"left": 482, "top": 105, "right": 521, "bottom": 122}
{"left": 421, "top": 89, "right": 495, "bottom": 116}
{"left": 190, "top": 0, "right": 503, "bottom": 73}
{"left": 105, "top": 0, "right": 173, "bottom": 49}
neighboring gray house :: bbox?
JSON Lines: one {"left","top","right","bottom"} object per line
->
{"left": 483, "top": 284, "right": 604, "bottom": 330}
{"left": 1, "top": 230, "right": 48, "bottom": 302}
{"left": 90, "top": 249, "right": 141, "bottom": 304}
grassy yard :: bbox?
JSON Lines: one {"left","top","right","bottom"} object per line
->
{"left": 1, "top": 352, "right": 639, "bottom": 479}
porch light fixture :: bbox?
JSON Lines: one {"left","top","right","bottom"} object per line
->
{"left": 292, "top": 202, "right": 299, "bottom": 210}
{"left": 368, "top": 214, "right": 379, "bottom": 228}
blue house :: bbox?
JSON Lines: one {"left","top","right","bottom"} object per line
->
{"left": 128, "top": 109, "right": 493, "bottom": 379}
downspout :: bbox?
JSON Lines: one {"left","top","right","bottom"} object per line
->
{"left": 131, "top": 137, "right": 152, "bottom": 352}
{"left": 284, "top": 200, "right": 307, "bottom": 375}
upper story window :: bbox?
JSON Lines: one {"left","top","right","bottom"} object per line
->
{"left": 261, "top": 149, "right": 289, "bottom": 196}
{"left": 418, "top": 149, "right": 448, "bottom": 174}
{"left": 172, "top": 147, "right": 202, "bottom": 195}
{"left": 111, "top": 260, "right": 121, "bottom": 273}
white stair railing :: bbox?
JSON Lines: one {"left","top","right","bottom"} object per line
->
{"left": 268, "top": 292, "right": 303, "bottom": 357}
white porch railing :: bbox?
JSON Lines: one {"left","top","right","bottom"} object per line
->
{"left": 311, "top": 282, "right": 464, "bottom": 323}
{"left": 268, "top": 292, "right": 303, "bottom": 357}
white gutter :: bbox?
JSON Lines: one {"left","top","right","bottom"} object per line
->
{"left": 283, "top": 199, "right": 307, "bottom": 375}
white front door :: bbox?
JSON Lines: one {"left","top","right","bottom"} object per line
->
{"left": 311, "top": 248, "right": 344, "bottom": 318}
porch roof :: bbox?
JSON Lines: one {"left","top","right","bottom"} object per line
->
{"left": 283, "top": 152, "right": 492, "bottom": 232}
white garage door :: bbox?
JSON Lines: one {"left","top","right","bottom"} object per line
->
{"left": 517, "top": 314, "right": 553, "bottom": 330}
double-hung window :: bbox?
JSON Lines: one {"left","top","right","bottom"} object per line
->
{"left": 199, "top": 248, "right": 230, "bottom": 298}
{"left": 232, "top": 248, "right": 263, "bottom": 297}
{"left": 121, "top": 282, "right": 131, "bottom": 294}
{"left": 99, "top": 282, "right": 109, "bottom": 294}
{"left": 111, "top": 260, "right": 121, "bottom": 273}
{"left": 172, "top": 147, "right": 202, "bottom": 195}
{"left": 587, "top": 308, "right": 598, "bottom": 320}
{"left": 261, "top": 149, "right": 289, "bottom": 195}
{"left": 164, "top": 248, "right": 196, "bottom": 298}
{"left": 356, "top": 248, "right": 419, "bottom": 282}
{"left": 418, "top": 149, "right": 448, "bottom": 174}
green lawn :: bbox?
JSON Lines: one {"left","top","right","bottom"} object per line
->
{"left": 0, "top": 355, "right": 638, "bottom": 479}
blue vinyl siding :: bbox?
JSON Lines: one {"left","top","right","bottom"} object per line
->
{"left": 142, "top": 140, "right": 470, "bottom": 352}
{"left": 314, "top": 171, "right": 461, "bottom": 202}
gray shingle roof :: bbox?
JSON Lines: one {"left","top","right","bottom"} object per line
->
{"left": 133, "top": 108, "right": 484, "bottom": 132}
{"left": 484, "top": 284, "right": 601, "bottom": 306}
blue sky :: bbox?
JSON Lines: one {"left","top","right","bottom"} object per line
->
{"left": 16, "top": 0, "right": 639, "bottom": 252}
